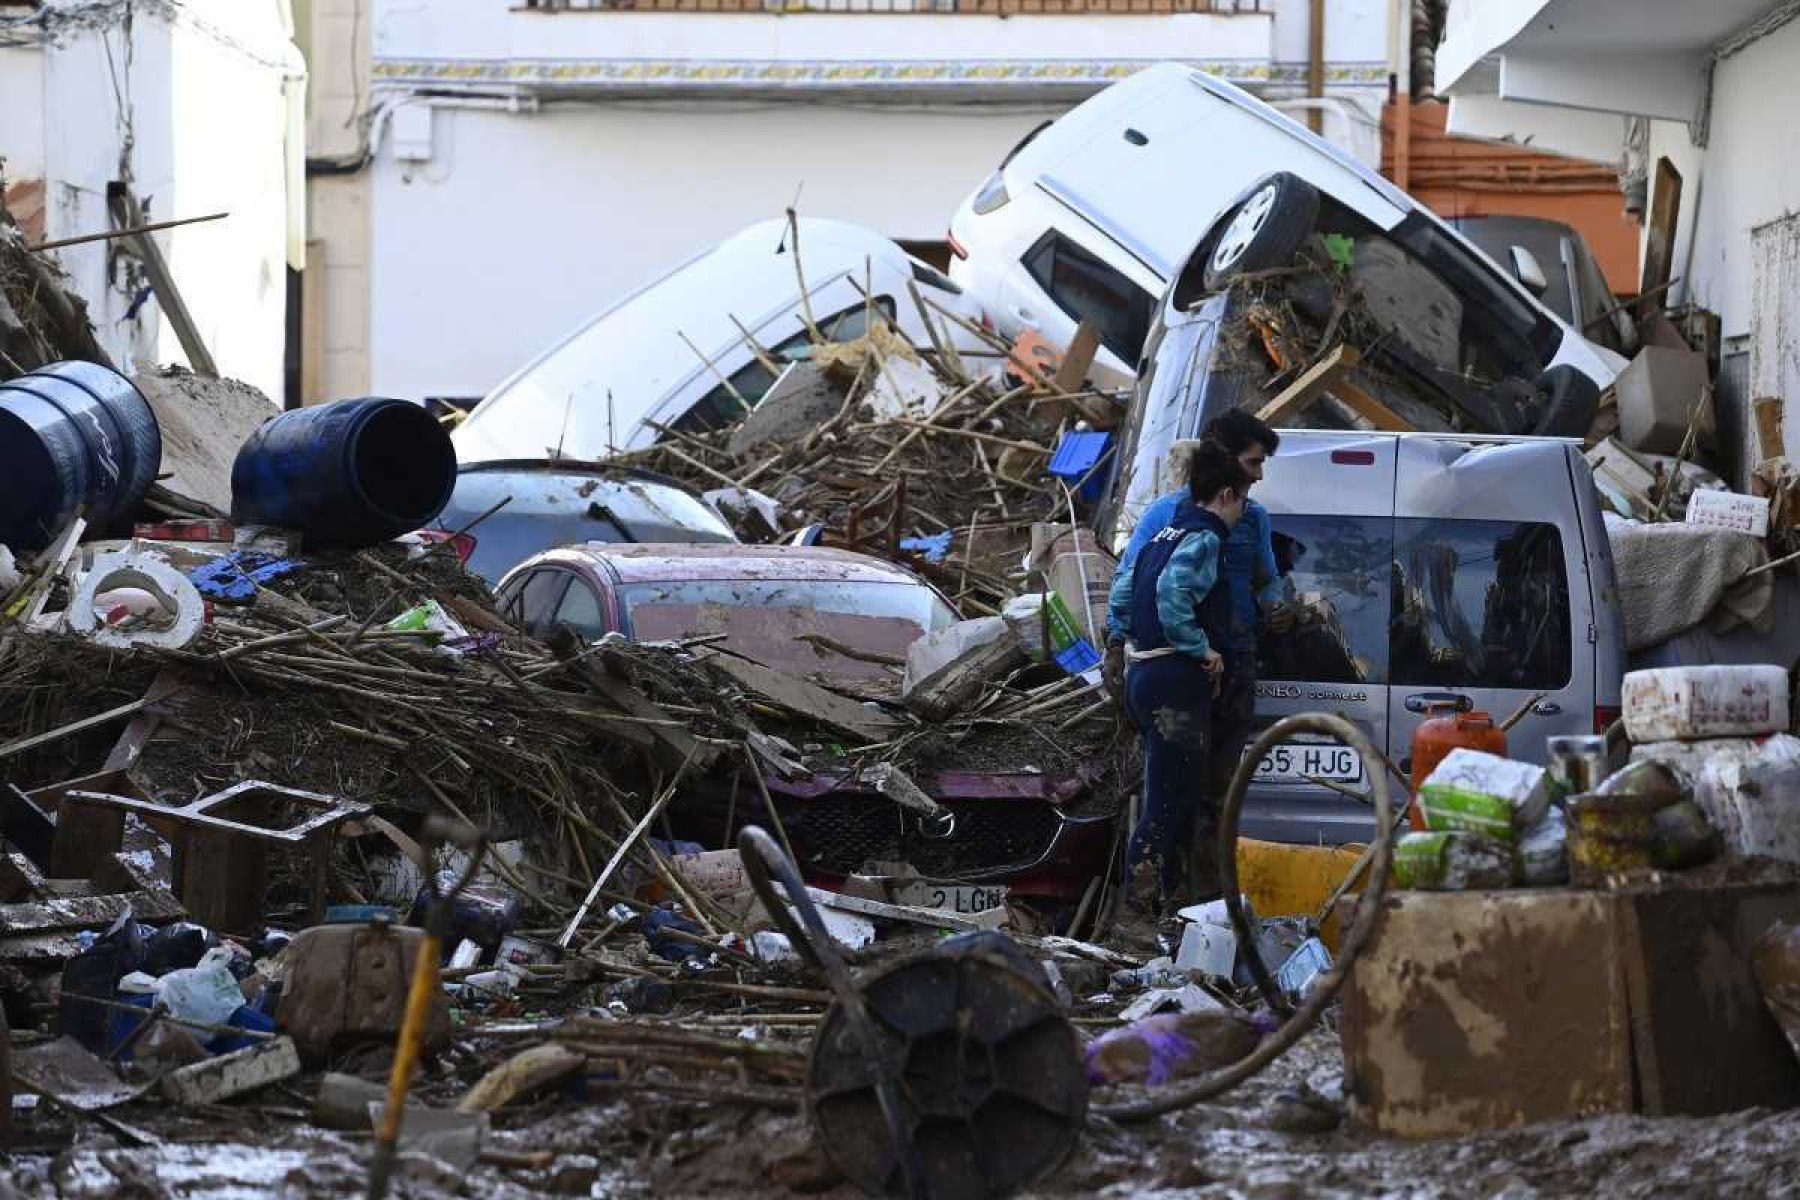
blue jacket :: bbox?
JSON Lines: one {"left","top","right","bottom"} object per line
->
{"left": 1108, "top": 491, "right": 1280, "bottom": 652}
{"left": 1107, "top": 507, "right": 1231, "bottom": 660}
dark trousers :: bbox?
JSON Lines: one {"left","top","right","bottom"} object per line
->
{"left": 1124, "top": 653, "right": 1216, "bottom": 897}
{"left": 1196, "top": 654, "right": 1256, "bottom": 887}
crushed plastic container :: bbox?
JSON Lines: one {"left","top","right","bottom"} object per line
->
{"left": 1393, "top": 831, "right": 1514, "bottom": 890}
{"left": 1622, "top": 665, "right": 1790, "bottom": 742}
{"left": 1514, "top": 809, "right": 1570, "bottom": 886}
{"left": 1636, "top": 734, "right": 1800, "bottom": 865}
{"left": 1415, "top": 749, "right": 1549, "bottom": 842}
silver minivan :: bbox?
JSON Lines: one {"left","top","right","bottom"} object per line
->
{"left": 1109, "top": 427, "right": 1625, "bottom": 845}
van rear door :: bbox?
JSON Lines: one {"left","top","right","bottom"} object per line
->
{"left": 1386, "top": 438, "right": 1596, "bottom": 777}
{"left": 1242, "top": 434, "right": 1397, "bottom": 845}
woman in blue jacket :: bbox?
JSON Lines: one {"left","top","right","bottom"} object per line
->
{"left": 1105, "top": 441, "right": 1253, "bottom": 910}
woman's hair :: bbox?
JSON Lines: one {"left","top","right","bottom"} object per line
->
{"left": 1187, "top": 439, "right": 1254, "bottom": 504}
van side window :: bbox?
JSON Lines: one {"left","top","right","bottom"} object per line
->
{"left": 1258, "top": 515, "right": 1393, "bottom": 685}
{"left": 1021, "top": 232, "right": 1153, "bottom": 364}
{"left": 673, "top": 297, "right": 897, "bottom": 436}
{"left": 1390, "top": 518, "right": 1571, "bottom": 690}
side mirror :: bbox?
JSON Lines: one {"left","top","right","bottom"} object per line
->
{"left": 1510, "top": 245, "right": 1549, "bottom": 295}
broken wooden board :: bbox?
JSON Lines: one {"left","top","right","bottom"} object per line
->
{"left": 162, "top": 1036, "right": 301, "bottom": 1107}
{"left": 1257, "top": 345, "right": 1361, "bottom": 426}
{"left": 1330, "top": 375, "right": 1415, "bottom": 433}
{"left": 704, "top": 650, "right": 903, "bottom": 745}
{"left": 1052, "top": 321, "right": 1104, "bottom": 394}
{"left": 548, "top": 632, "right": 715, "bottom": 771}
{"left": 0, "top": 890, "right": 185, "bottom": 935}
{"left": 1256, "top": 344, "right": 1414, "bottom": 433}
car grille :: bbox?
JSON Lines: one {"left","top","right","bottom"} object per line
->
{"left": 785, "top": 797, "right": 1062, "bottom": 879}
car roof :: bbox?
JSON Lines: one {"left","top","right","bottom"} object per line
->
{"left": 535, "top": 542, "right": 937, "bottom": 586}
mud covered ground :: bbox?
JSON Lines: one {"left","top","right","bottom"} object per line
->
{"left": 8, "top": 1026, "right": 1799, "bottom": 1199}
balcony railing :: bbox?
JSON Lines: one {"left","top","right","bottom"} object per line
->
{"left": 521, "top": 0, "right": 1264, "bottom": 13}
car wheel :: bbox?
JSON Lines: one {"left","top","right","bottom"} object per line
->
{"left": 1204, "top": 173, "right": 1321, "bottom": 292}
{"left": 1530, "top": 365, "right": 1601, "bottom": 439}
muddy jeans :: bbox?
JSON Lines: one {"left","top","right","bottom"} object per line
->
{"left": 1190, "top": 654, "right": 1256, "bottom": 894}
{"left": 1124, "top": 653, "right": 1216, "bottom": 898}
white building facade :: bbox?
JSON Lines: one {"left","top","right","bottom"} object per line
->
{"left": 1, "top": 0, "right": 305, "bottom": 402}
{"left": 303, "top": 0, "right": 1414, "bottom": 404}
{"left": 1435, "top": 0, "right": 1800, "bottom": 485}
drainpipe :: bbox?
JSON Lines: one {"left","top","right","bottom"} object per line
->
{"left": 1307, "top": 0, "right": 1326, "bottom": 135}
{"left": 1393, "top": 0, "right": 1412, "bottom": 191}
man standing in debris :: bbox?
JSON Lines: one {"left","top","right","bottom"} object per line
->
{"left": 1106, "top": 443, "right": 1253, "bottom": 908}
{"left": 1103, "top": 412, "right": 1285, "bottom": 892}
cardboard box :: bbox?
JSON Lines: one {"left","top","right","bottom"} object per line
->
{"left": 1685, "top": 489, "right": 1771, "bottom": 537}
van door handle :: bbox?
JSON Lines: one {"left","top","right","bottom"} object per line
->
{"left": 1404, "top": 692, "right": 1471, "bottom": 714}
{"left": 1533, "top": 701, "right": 1563, "bottom": 716}
{"left": 1009, "top": 305, "right": 1039, "bottom": 329}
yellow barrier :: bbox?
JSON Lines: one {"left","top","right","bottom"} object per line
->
{"left": 1234, "top": 838, "right": 1367, "bottom": 951}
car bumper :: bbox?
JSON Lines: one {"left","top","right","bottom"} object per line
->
{"left": 763, "top": 769, "right": 1117, "bottom": 903}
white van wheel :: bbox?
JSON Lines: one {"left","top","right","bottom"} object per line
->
{"left": 1203, "top": 173, "right": 1321, "bottom": 292}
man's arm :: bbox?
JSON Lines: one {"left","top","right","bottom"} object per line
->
{"left": 1157, "top": 530, "right": 1220, "bottom": 659}
{"left": 1251, "top": 503, "right": 1285, "bottom": 608}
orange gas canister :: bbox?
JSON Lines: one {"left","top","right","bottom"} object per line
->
{"left": 1408, "top": 706, "right": 1508, "bottom": 830}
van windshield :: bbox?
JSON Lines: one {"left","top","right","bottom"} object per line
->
{"left": 1258, "top": 514, "right": 1571, "bottom": 690}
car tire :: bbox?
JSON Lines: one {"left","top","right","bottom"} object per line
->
{"left": 1204, "top": 173, "right": 1321, "bottom": 292}
{"left": 1530, "top": 365, "right": 1601, "bottom": 439}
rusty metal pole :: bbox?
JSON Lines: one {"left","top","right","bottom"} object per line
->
{"left": 1307, "top": 0, "right": 1327, "bottom": 135}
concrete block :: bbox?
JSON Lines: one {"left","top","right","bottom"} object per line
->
{"left": 1617, "top": 344, "right": 1711, "bottom": 456}
{"left": 161, "top": 1035, "right": 300, "bottom": 1106}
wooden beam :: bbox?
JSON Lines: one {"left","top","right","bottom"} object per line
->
{"left": 1053, "top": 321, "right": 1103, "bottom": 394}
{"left": 1331, "top": 376, "right": 1416, "bottom": 433}
{"left": 108, "top": 187, "right": 218, "bottom": 377}
{"left": 1638, "top": 157, "right": 1683, "bottom": 321}
{"left": 302, "top": 238, "right": 327, "bottom": 405}
{"left": 1257, "top": 344, "right": 1361, "bottom": 426}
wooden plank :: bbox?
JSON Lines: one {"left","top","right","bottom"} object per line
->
{"left": 0, "top": 697, "right": 155, "bottom": 762}
{"left": 558, "top": 639, "right": 716, "bottom": 771}
{"left": 1256, "top": 344, "right": 1360, "bottom": 426}
{"left": 1331, "top": 376, "right": 1416, "bottom": 433}
{"left": 1638, "top": 157, "right": 1683, "bottom": 321}
{"left": 1052, "top": 321, "right": 1104, "bottom": 394}
{"left": 0, "top": 889, "right": 184, "bottom": 934}
{"left": 704, "top": 651, "right": 902, "bottom": 745}
{"left": 109, "top": 187, "right": 218, "bottom": 377}
{"left": 302, "top": 237, "right": 327, "bottom": 405}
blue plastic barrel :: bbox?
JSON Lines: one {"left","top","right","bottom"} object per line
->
{"left": 231, "top": 398, "right": 456, "bottom": 547}
{"left": 0, "top": 360, "right": 163, "bottom": 550}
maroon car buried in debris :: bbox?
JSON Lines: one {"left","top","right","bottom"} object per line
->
{"left": 495, "top": 543, "right": 1114, "bottom": 902}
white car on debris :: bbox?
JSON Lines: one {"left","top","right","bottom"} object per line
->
{"left": 947, "top": 61, "right": 1624, "bottom": 394}
{"left": 452, "top": 217, "right": 991, "bottom": 463}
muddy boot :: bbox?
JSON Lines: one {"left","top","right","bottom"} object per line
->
{"left": 1125, "top": 858, "right": 1163, "bottom": 918}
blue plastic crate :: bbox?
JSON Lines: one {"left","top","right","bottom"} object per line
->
{"left": 1047, "top": 431, "right": 1114, "bottom": 503}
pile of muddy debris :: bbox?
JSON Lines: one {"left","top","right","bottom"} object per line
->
{"left": 608, "top": 305, "right": 1128, "bottom": 619}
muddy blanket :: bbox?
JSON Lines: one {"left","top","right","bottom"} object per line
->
{"left": 1606, "top": 514, "right": 1772, "bottom": 650}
